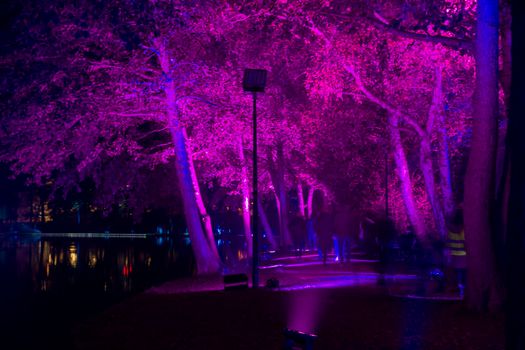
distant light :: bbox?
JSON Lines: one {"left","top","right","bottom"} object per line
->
{"left": 69, "top": 250, "right": 78, "bottom": 268}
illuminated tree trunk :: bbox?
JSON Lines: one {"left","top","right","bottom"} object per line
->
{"left": 422, "top": 66, "right": 448, "bottom": 239}
{"left": 186, "top": 128, "right": 220, "bottom": 261}
{"left": 258, "top": 199, "right": 277, "bottom": 250}
{"left": 429, "top": 67, "right": 456, "bottom": 219}
{"left": 495, "top": 0, "right": 512, "bottom": 243}
{"left": 436, "top": 117, "right": 455, "bottom": 219}
{"left": 344, "top": 64, "right": 425, "bottom": 238}
{"left": 463, "top": 0, "right": 502, "bottom": 310}
{"left": 276, "top": 143, "right": 292, "bottom": 247}
{"left": 238, "top": 137, "right": 253, "bottom": 256}
{"left": 389, "top": 114, "right": 426, "bottom": 238}
{"left": 158, "top": 43, "right": 220, "bottom": 274}
{"left": 268, "top": 145, "right": 292, "bottom": 248}
{"left": 420, "top": 137, "right": 447, "bottom": 239}
{"left": 297, "top": 183, "right": 306, "bottom": 217}
{"left": 171, "top": 126, "right": 220, "bottom": 274}
{"left": 306, "top": 185, "right": 314, "bottom": 219}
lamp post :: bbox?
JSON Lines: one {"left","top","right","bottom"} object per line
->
{"left": 385, "top": 143, "right": 389, "bottom": 222}
{"left": 243, "top": 68, "right": 267, "bottom": 289}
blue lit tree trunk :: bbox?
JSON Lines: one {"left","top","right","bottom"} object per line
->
{"left": 258, "top": 199, "right": 277, "bottom": 250}
{"left": 389, "top": 114, "right": 426, "bottom": 238}
{"left": 157, "top": 42, "right": 220, "bottom": 275}
{"left": 463, "top": 0, "right": 502, "bottom": 311}
{"left": 186, "top": 127, "right": 220, "bottom": 261}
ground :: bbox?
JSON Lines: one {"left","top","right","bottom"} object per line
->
{"left": 72, "top": 255, "right": 504, "bottom": 350}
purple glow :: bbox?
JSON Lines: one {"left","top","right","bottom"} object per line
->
{"left": 259, "top": 258, "right": 380, "bottom": 270}
{"left": 287, "top": 289, "right": 323, "bottom": 334}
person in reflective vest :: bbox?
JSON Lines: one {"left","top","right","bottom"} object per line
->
{"left": 446, "top": 209, "right": 467, "bottom": 297}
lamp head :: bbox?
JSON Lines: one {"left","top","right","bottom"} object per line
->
{"left": 243, "top": 69, "right": 267, "bottom": 92}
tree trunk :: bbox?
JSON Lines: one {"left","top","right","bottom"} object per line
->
{"left": 306, "top": 185, "right": 314, "bottom": 219}
{"left": 268, "top": 146, "right": 292, "bottom": 248}
{"left": 170, "top": 126, "right": 220, "bottom": 274}
{"left": 463, "top": 0, "right": 502, "bottom": 311}
{"left": 238, "top": 137, "right": 253, "bottom": 256}
{"left": 157, "top": 43, "right": 220, "bottom": 274}
{"left": 420, "top": 137, "right": 447, "bottom": 240}
{"left": 421, "top": 67, "right": 449, "bottom": 239}
{"left": 343, "top": 64, "right": 426, "bottom": 238}
{"left": 258, "top": 199, "right": 277, "bottom": 250}
{"left": 389, "top": 114, "right": 426, "bottom": 238}
{"left": 185, "top": 128, "right": 220, "bottom": 261}
{"left": 430, "top": 67, "right": 456, "bottom": 219}
{"left": 298, "top": 183, "right": 306, "bottom": 217}
{"left": 276, "top": 143, "right": 292, "bottom": 247}
{"left": 436, "top": 115, "right": 455, "bottom": 218}
{"left": 500, "top": 0, "right": 512, "bottom": 111}
{"left": 494, "top": 0, "right": 512, "bottom": 255}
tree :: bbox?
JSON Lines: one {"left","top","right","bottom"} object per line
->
{"left": 0, "top": 0, "right": 223, "bottom": 274}
{"left": 463, "top": 0, "right": 503, "bottom": 311}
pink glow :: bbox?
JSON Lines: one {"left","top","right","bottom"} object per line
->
{"left": 287, "top": 289, "right": 323, "bottom": 334}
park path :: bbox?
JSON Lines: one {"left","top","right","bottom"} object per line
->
{"left": 73, "top": 255, "right": 503, "bottom": 350}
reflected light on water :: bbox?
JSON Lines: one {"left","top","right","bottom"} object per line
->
{"left": 88, "top": 254, "right": 97, "bottom": 268}
{"left": 1, "top": 235, "right": 199, "bottom": 301}
{"left": 68, "top": 244, "right": 77, "bottom": 268}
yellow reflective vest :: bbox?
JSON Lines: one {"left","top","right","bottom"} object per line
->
{"left": 446, "top": 230, "right": 466, "bottom": 256}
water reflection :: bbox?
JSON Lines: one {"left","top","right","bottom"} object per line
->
{"left": 0, "top": 235, "right": 194, "bottom": 299}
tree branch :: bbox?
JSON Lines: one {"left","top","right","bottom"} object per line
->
{"left": 343, "top": 64, "right": 428, "bottom": 138}
{"left": 137, "top": 127, "right": 170, "bottom": 140}
{"left": 366, "top": 13, "right": 473, "bottom": 52}
{"left": 109, "top": 112, "right": 160, "bottom": 119}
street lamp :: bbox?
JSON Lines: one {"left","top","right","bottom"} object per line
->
{"left": 243, "top": 68, "right": 267, "bottom": 289}
{"left": 385, "top": 142, "right": 389, "bottom": 222}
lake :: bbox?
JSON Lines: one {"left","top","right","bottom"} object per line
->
{"left": 0, "top": 233, "right": 196, "bottom": 349}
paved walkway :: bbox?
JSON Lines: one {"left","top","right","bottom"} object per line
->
{"left": 147, "top": 253, "right": 461, "bottom": 301}
{"left": 73, "top": 255, "right": 503, "bottom": 350}
{"left": 147, "top": 254, "right": 378, "bottom": 293}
